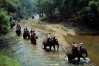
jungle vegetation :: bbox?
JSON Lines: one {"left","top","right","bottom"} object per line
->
{"left": 0, "top": 0, "right": 36, "bottom": 34}
{"left": 0, "top": 0, "right": 99, "bottom": 34}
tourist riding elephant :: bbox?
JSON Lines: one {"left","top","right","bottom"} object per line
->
{"left": 43, "top": 36, "right": 59, "bottom": 51}
{"left": 10, "top": 22, "right": 15, "bottom": 29}
{"left": 16, "top": 28, "right": 21, "bottom": 36}
{"left": 30, "top": 33, "right": 38, "bottom": 44}
{"left": 23, "top": 29, "right": 30, "bottom": 39}
{"left": 66, "top": 48, "right": 88, "bottom": 63}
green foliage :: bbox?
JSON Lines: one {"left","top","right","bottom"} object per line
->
{"left": 0, "top": 55, "right": 21, "bottom": 66}
{"left": 80, "top": 7, "right": 94, "bottom": 22}
{"left": 0, "top": 0, "right": 37, "bottom": 34}
{"left": 36, "top": 0, "right": 89, "bottom": 18}
{"left": 80, "top": 0, "right": 99, "bottom": 28}
{"left": 0, "top": 8, "right": 9, "bottom": 34}
{"left": 0, "top": 0, "right": 16, "bottom": 14}
{"left": 36, "top": 0, "right": 99, "bottom": 29}
{"left": 36, "top": 0, "right": 63, "bottom": 17}
{"left": 16, "top": 0, "right": 37, "bottom": 17}
{"left": 78, "top": 0, "right": 99, "bottom": 29}
{"left": 43, "top": 0, "right": 55, "bottom": 17}
{"left": 0, "top": 0, "right": 37, "bottom": 18}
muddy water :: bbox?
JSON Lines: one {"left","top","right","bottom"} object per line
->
{"left": 65, "top": 34, "right": 99, "bottom": 66}
{"left": 0, "top": 18, "right": 93, "bottom": 66}
{"left": 0, "top": 28, "right": 68, "bottom": 66}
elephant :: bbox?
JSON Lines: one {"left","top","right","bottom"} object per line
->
{"left": 10, "top": 22, "right": 15, "bottom": 29}
{"left": 39, "top": 14, "right": 41, "bottom": 17}
{"left": 66, "top": 48, "right": 88, "bottom": 63}
{"left": 26, "top": 18, "right": 28, "bottom": 20}
{"left": 10, "top": 17, "right": 13, "bottom": 22}
{"left": 23, "top": 30, "right": 30, "bottom": 39}
{"left": 30, "top": 34, "right": 38, "bottom": 44}
{"left": 43, "top": 37, "right": 59, "bottom": 51}
{"left": 17, "top": 18, "right": 20, "bottom": 22}
{"left": 16, "top": 28, "right": 21, "bottom": 36}
{"left": 32, "top": 16, "right": 34, "bottom": 19}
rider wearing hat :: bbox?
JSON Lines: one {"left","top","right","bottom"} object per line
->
{"left": 78, "top": 42, "right": 84, "bottom": 53}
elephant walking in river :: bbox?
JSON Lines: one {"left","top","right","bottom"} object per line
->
{"left": 16, "top": 25, "right": 21, "bottom": 36}
{"left": 30, "top": 33, "right": 38, "bottom": 44}
{"left": 10, "top": 22, "right": 15, "bottom": 29}
{"left": 43, "top": 36, "right": 59, "bottom": 51}
{"left": 23, "top": 28, "right": 30, "bottom": 39}
{"left": 66, "top": 47, "right": 88, "bottom": 63}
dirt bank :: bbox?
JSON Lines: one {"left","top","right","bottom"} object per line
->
{"left": 35, "top": 21, "right": 99, "bottom": 66}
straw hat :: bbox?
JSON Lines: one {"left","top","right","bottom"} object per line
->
{"left": 80, "top": 42, "right": 83, "bottom": 45}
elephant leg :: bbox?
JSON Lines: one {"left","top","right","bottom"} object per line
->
{"left": 67, "top": 54, "right": 74, "bottom": 63}
{"left": 17, "top": 32, "right": 19, "bottom": 36}
{"left": 53, "top": 45, "right": 55, "bottom": 50}
{"left": 26, "top": 35, "right": 28, "bottom": 39}
{"left": 57, "top": 44, "right": 59, "bottom": 51}
{"left": 43, "top": 44, "right": 46, "bottom": 49}
{"left": 24, "top": 36, "right": 26, "bottom": 39}
{"left": 77, "top": 56, "right": 80, "bottom": 63}
{"left": 78, "top": 53, "right": 86, "bottom": 63}
{"left": 34, "top": 40, "right": 36, "bottom": 44}
{"left": 10, "top": 24, "right": 13, "bottom": 28}
{"left": 31, "top": 39, "right": 33, "bottom": 43}
{"left": 28, "top": 36, "right": 29, "bottom": 40}
{"left": 49, "top": 46, "right": 52, "bottom": 50}
{"left": 19, "top": 31, "right": 21, "bottom": 35}
{"left": 28, "top": 34, "right": 30, "bottom": 39}
{"left": 80, "top": 53, "right": 86, "bottom": 60}
{"left": 17, "top": 31, "right": 19, "bottom": 35}
{"left": 23, "top": 34, "right": 26, "bottom": 39}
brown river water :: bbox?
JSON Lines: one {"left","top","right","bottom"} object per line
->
{"left": 0, "top": 16, "right": 96, "bottom": 66}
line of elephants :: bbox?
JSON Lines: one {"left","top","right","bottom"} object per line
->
{"left": 14, "top": 24, "right": 59, "bottom": 51}
{"left": 10, "top": 22, "right": 88, "bottom": 64}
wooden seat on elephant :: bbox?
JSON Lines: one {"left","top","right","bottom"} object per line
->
{"left": 43, "top": 35, "right": 59, "bottom": 51}
{"left": 43, "top": 37, "right": 52, "bottom": 44}
{"left": 43, "top": 38, "right": 48, "bottom": 44}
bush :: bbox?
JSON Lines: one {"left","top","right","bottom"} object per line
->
{"left": 0, "top": 8, "right": 10, "bottom": 34}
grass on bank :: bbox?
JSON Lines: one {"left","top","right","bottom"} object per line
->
{"left": 30, "top": 21, "right": 46, "bottom": 29}
{"left": 29, "top": 21, "right": 53, "bottom": 32}
{"left": 0, "top": 55, "right": 21, "bottom": 66}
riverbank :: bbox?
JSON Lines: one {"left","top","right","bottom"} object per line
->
{"left": 33, "top": 19, "right": 99, "bottom": 66}
{"left": 0, "top": 17, "right": 98, "bottom": 66}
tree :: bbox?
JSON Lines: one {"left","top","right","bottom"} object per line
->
{"left": 0, "top": 8, "right": 9, "bottom": 34}
{"left": 80, "top": 0, "right": 99, "bottom": 29}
